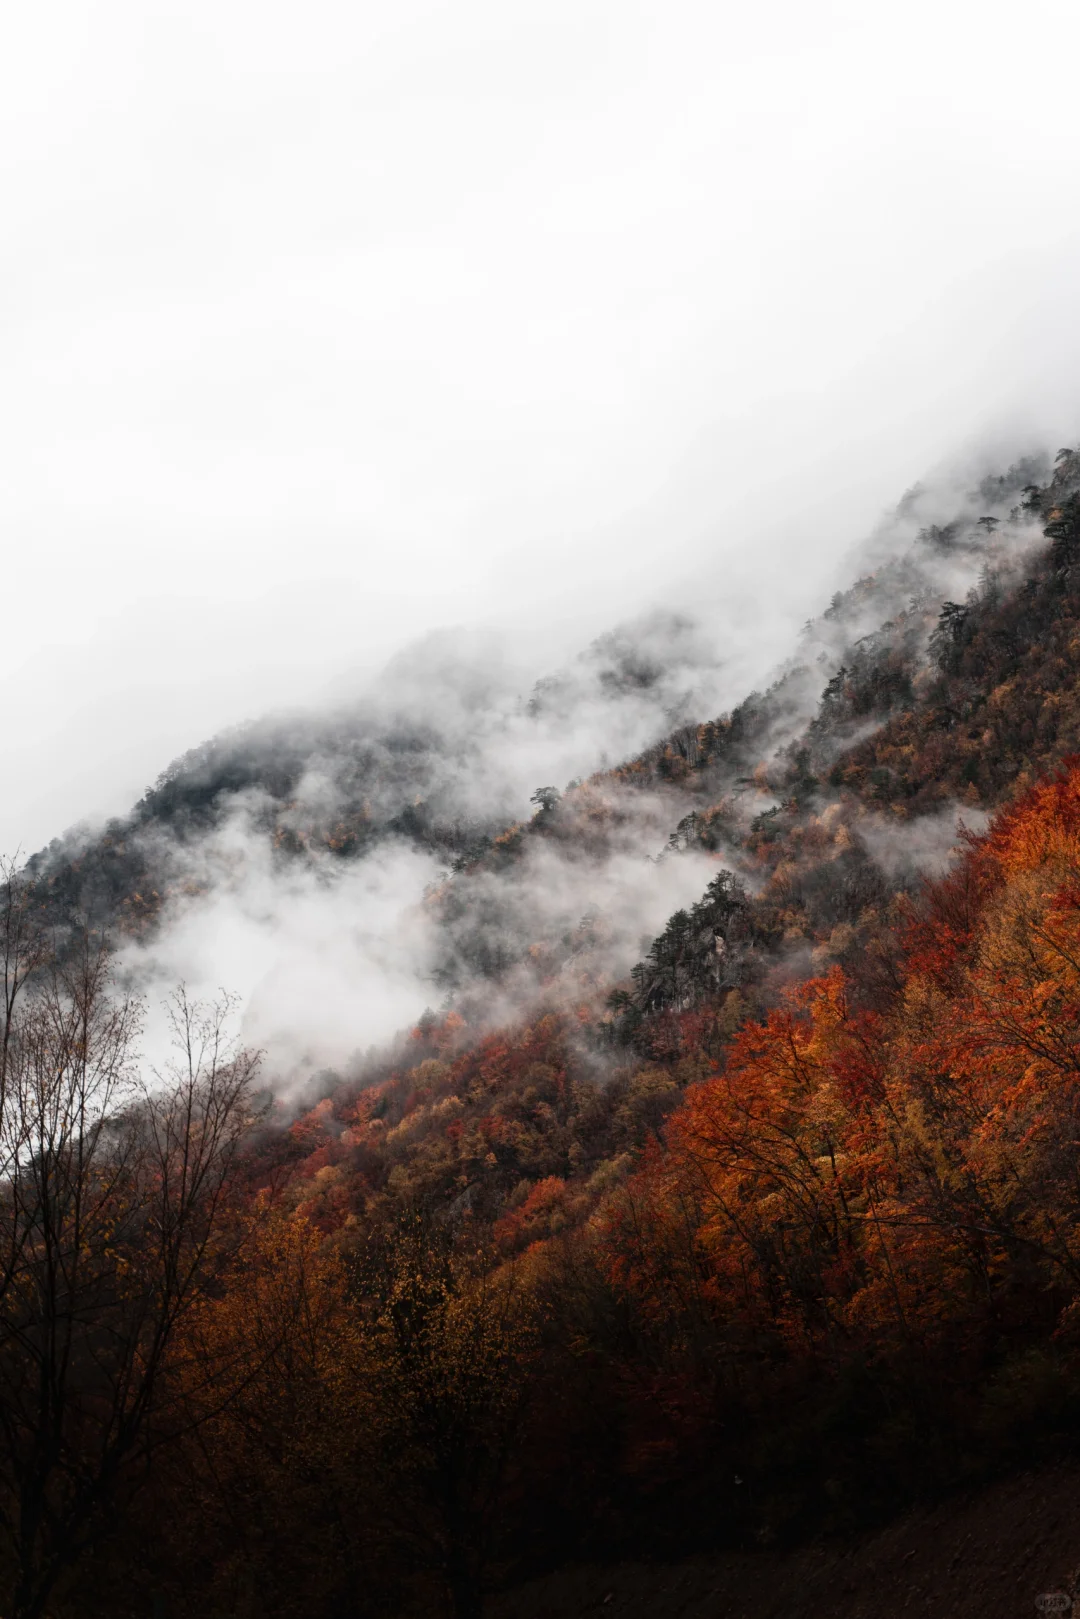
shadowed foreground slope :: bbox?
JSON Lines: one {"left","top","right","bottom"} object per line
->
{"left": 491, "top": 1462, "right": 1080, "bottom": 1619}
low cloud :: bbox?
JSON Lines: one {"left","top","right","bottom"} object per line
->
{"left": 106, "top": 447, "right": 1050, "bottom": 1086}
{"left": 113, "top": 618, "right": 732, "bottom": 1086}
{"left": 858, "top": 804, "right": 991, "bottom": 881}
{"left": 116, "top": 801, "right": 443, "bottom": 1084}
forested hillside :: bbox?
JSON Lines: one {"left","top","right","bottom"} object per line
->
{"left": 5, "top": 446, "right": 1080, "bottom": 1617}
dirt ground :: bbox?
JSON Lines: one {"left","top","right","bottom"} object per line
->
{"left": 488, "top": 1462, "right": 1080, "bottom": 1618}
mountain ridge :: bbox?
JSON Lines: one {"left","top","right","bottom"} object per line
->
{"left": 20, "top": 446, "right": 1058, "bottom": 1071}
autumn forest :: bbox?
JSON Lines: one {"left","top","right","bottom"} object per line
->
{"left": 7, "top": 448, "right": 1080, "bottom": 1616}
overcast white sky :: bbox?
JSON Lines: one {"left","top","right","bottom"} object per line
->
{"left": 3, "top": 0, "right": 1080, "bottom": 854}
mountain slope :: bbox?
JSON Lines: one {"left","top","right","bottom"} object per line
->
{"left": 25, "top": 451, "right": 1050, "bottom": 993}
{"left": 16, "top": 442, "right": 1080, "bottom": 1618}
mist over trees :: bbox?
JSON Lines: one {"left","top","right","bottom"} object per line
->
{"left": 8, "top": 446, "right": 1080, "bottom": 1613}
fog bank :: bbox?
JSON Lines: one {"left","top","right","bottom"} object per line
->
{"left": 4, "top": 0, "right": 1080, "bottom": 851}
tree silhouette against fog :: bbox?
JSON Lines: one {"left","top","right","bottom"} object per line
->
{"left": 0, "top": 863, "right": 259, "bottom": 1619}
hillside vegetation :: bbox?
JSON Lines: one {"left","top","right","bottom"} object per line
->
{"left": 5, "top": 449, "right": 1080, "bottom": 1616}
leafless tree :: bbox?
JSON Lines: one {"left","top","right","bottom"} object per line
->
{"left": 0, "top": 865, "right": 260, "bottom": 1619}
